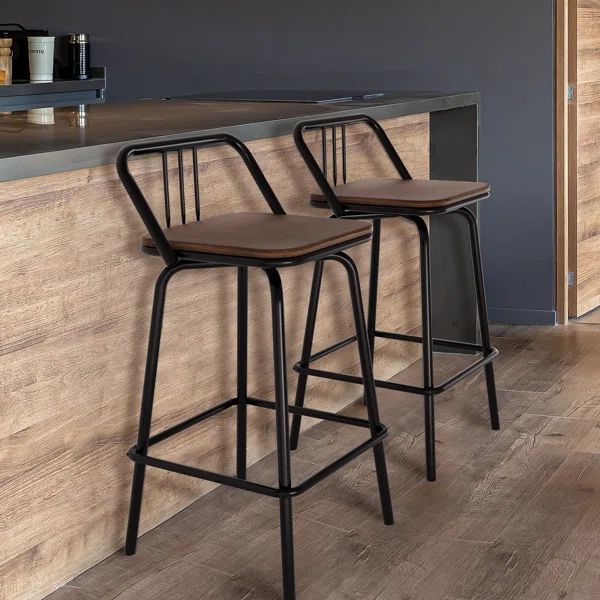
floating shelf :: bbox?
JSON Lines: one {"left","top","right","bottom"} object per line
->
{"left": 0, "top": 67, "right": 106, "bottom": 111}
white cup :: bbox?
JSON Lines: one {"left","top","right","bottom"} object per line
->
{"left": 28, "top": 36, "right": 55, "bottom": 82}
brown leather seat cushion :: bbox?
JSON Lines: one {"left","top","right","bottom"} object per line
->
{"left": 311, "top": 178, "right": 490, "bottom": 209}
{"left": 141, "top": 212, "right": 372, "bottom": 259}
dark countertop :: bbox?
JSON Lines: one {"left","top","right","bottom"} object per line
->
{"left": 0, "top": 91, "right": 479, "bottom": 182}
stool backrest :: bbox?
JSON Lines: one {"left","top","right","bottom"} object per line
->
{"left": 117, "top": 133, "right": 285, "bottom": 265}
{"left": 293, "top": 114, "right": 412, "bottom": 217}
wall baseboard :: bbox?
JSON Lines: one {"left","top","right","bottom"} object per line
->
{"left": 489, "top": 307, "right": 557, "bottom": 326}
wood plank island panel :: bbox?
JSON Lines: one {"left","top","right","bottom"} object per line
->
{"left": 574, "top": 1, "right": 600, "bottom": 315}
{"left": 0, "top": 113, "right": 429, "bottom": 600}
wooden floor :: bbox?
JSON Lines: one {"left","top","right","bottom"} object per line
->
{"left": 46, "top": 319, "right": 600, "bottom": 600}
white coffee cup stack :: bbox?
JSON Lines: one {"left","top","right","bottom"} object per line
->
{"left": 28, "top": 36, "right": 55, "bottom": 82}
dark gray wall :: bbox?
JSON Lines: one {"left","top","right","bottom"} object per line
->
{"left": 5, "top": 0, "right": 556, "bottom": 324}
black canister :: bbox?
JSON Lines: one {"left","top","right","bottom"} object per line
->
{"left": 68, "top": 33, "right": 90, "bottom": 80}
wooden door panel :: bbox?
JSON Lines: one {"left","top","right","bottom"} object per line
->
{"left": 573, "top": 1, "right": 600, "bottom": 315}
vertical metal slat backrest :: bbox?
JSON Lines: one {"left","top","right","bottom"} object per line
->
{"left": 294, "top": 114, "right": 412, "bottom": 217}
{"left": 158, "top": 146, "right": 202, "bottom": 228}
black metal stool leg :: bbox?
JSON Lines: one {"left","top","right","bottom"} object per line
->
{"left": 331, "top": 253, "right": 394, "bottom": 526}
{"left": 265, "top": 268, "right": 296, "bottom": 600}
{"left": 411, "top": 217, "right": 436, "bottom": 482}
{"left": 237, "top": 267, "right": 249, "bottom": 479}
{"left": 459, "top": 208, "right": 500, "bottom": 430}
{"left": 125, "top": 266, "right": 174, "bottom": 555}
{"left": 362, "top": 218, "right": 382, "bottom": 406}
{"left": 367, "top": 219, "right": 382, "bottom": 363}
{"left": 290, "top": 260, "right": 324, "bottom": 451}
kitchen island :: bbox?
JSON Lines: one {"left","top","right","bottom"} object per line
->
{"left": 0, "top": 91, "right": 481, "bottom": 600}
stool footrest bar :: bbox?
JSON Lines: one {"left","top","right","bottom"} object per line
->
{"left": 307, "top": 331, "right": 484, "bottom": 366}
{"left": 295, "top": 346, "right": 499, "bottom": 396}
{"left": 148, "top": 395, "right": 372, "bottom": 450}
{"left": 128, "top": 423, "right": 387, "bottom": 499}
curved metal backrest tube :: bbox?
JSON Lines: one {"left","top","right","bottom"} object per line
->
{"left": 116, "top": 133, "right": 286, "bottom": 266}
{"left": 293, "top": 114, "right": 412, "bottom": 217}
{"left": 117, "top": 147, "right": 178, "bottom": 265}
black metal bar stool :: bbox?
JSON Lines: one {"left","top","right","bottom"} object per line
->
{"left": 290, "top": 114, "right": 500, "bottom": 482}
{"left": 116, "top": 133, "right": 393, "bottom": 600}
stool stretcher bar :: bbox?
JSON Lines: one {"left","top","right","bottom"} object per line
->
{"left": 129, "top": 396, "right": 388, "bottom": 500}
{"left": 294, "top": 334, "right": 499, "bottom": 396}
